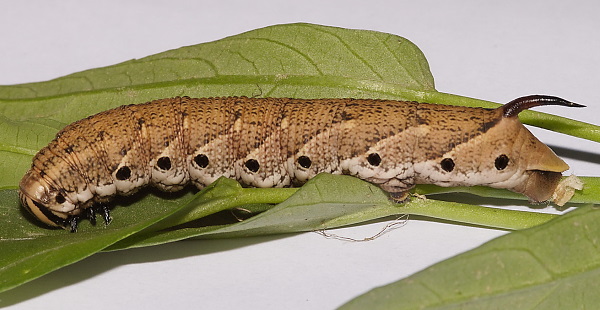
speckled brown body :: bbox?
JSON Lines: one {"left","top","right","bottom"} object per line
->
{"left": 19, "top": 96, "right": 577, "bottom": 230}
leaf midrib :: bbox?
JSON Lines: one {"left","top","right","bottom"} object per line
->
{"left": 0, "top": 75, "right": 432, "bottom": 103}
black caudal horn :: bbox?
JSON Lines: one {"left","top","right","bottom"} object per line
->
{"left": 502, "top": 95, "right": 585, "bottom": 118}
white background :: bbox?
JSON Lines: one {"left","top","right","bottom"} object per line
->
{"left": 1, "top": 1, "right": 599, "bottom": 309}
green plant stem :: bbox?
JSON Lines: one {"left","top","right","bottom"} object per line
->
{"left": 165, "top": 186, "right": 559, "bottom": 232}
{"left": 414, "top": 176, "right": 600, "bottom": 204}
{"left": 400, "top": 198, "right": 559, "bottom": 230}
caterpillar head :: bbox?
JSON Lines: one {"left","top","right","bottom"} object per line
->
{"left": 497, "top": 95, "right": 583, "bottom": 202}
{"left": 469, "top": 119, "right": 569, "bottom": 203}
{"left": 19, "top": 170, "right": 80, "bottom": 230}
{"left": 425, "top": 95, "right": 582, "bottom": 203}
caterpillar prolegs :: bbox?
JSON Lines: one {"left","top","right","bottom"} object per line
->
{"left": 19, "top": 95, "right": 583, "bottom": 231}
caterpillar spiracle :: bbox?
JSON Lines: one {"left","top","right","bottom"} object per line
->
{"left": 19, "top": 95, "right": 584, "bottom": 231}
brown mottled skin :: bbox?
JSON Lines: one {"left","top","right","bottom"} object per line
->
{"left": 19, "top": 96, "right": 574, "bottom": 230}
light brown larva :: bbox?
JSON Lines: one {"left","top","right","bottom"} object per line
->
{"left": 19, "top": 95, "right": 583, "bottom": 231}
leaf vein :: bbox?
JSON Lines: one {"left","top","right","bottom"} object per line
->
{"left": 380, "top": 36, "right": 424, "bottom": 88}
{"left": 230, "top": 51, "right": 260, "bottom": 74}
{"left": 308, "top": 26, "right": 385, "bottom": 81}
{"left": 224, "top": 37, "right": 323, "bottom": 75}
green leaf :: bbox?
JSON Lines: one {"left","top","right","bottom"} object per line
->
{"left": 0, "top": 189, "right": 196, "bottom": 292}
{"left": 339, "top": 205, "right": 600, "bottom": 310}
{"left": 107, "top": 173, "right": 401, "bottom": 250}
{"left": 107, "top": 174, "right": 560, "bottom": 251}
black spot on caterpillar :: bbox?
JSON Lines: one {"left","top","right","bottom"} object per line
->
{"left": 19, "top": 95, "right": 584, "bottom": 231}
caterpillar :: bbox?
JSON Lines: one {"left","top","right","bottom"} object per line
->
{"left": 19, "top": 95, "right": 583, "bottom": 232}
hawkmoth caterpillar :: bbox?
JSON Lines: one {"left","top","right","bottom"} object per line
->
{"left": 19, "top": 95, "right": 583, "bottom": 232}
